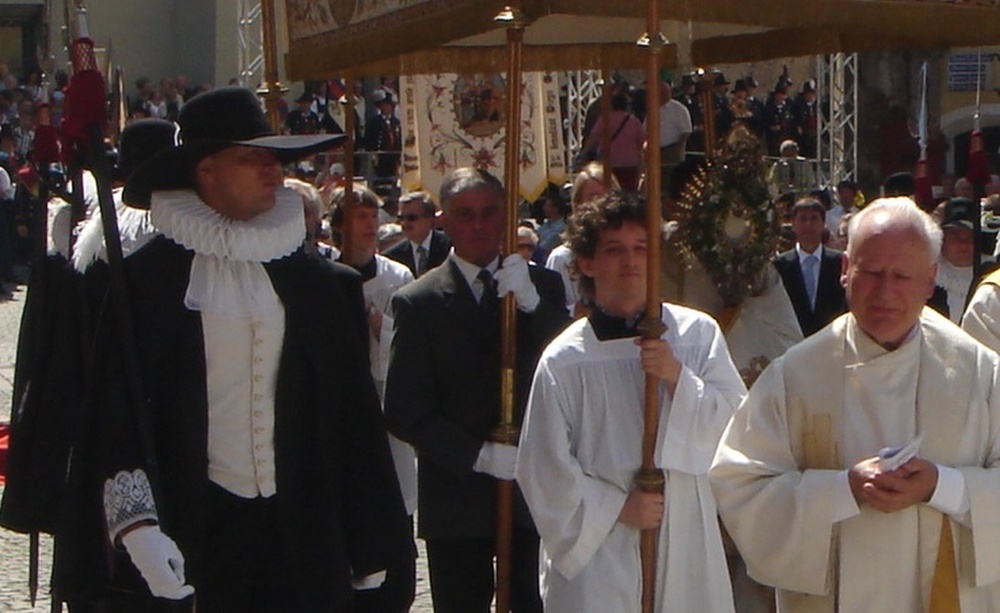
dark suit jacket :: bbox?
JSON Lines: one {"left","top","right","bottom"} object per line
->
{"left": 383, "top": 230, "right": 451, "bottom": 278}
{"left": 83, "top": 237, "right": 408, "bottom": 609}
{"left": 384, "top": 258, "right": 569, "bottom": 541}
{"left": 773, "top": 246, "right": 847, "bottom": 337}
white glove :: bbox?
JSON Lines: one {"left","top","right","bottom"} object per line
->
{"left": 496, "top": 253, "right": 540, "bottom": 312}
{"left": 121, "top": 525, "right": 195, "bottom": 600}
{"left": 473, "top": 442, "right": 518, "bottom": 480}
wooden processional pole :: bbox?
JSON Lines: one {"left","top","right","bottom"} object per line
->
{"left": 341, "top": 74, "right": 357, "bottom": 258}
{"left": 493, "top": 5, "right": 528, "bottom": 612}
{"left": 600, "top": 68, "right": 613, "bottom": 188}
{"left": 636, "top": 1, "right": 667, "bottom": 612}
{"left": 257, "top": 0, "right": 287, "bottom": 132}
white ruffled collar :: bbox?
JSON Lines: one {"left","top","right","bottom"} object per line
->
{"left": 150, "top": 187, "right": 305, "bottom": 262}
{"left": 149, "top": 187, "right": 305, "bottom": 319}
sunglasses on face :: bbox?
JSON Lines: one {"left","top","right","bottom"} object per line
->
{"left": 398, "top": 214, "right": 424, "bottom": 222}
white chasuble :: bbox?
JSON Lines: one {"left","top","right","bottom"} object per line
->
{"left": 711, "top": 308, "right": 1000, "bottom": 613}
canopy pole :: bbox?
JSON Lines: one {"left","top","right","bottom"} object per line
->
{"left": 636, "top": 2, "right": 667, "bottom": 613}
{"left": 257, "top": 0, "right": 287, "bottom": 132}
{"left": 493, "top": 6, "right": 529, "bottom": 612}
{"left": 699, "top": 69, "right": 717, "bottom": 162}
{"left": 601, "top": 68, "right": 613, "bottom": 188}
{"left": 341, "top": 74, "right": 357, "bottom": 258}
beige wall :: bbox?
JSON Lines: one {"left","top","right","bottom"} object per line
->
{"left": 940, "top": 46, "right": 1000, "bottom": 138}
{"left": 44, "top": 0, "right": 240, "bottom": 90}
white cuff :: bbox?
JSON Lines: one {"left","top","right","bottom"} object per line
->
{"left": 831, "top": 470, "right": 862, "bottom": 523}
{"left": 352, "top": 570, "right": 387, "bottom": 590}
{"left": 928, "top": 464, "right": 970, "bottom": 517}
{"left": 104, "top": 469, "right": 159, "bottom": 543}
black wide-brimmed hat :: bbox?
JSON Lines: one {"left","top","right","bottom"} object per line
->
{"left": 123, "top": 86, "right": 344, "bottom": 208}
{"left": 116, "top": 118, "right": 177, "bottom": 183}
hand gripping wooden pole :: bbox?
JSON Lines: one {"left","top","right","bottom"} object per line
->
{"left": 493, "top": 6, "right": 529, "bottom": 612}
{"left": 637, "top": 1, "right": 668, "bottom": 611}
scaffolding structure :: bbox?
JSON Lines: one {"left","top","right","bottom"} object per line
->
{"left": 817, "top": 52, "right": 859, "bottom": 186}
{"left": 237, "top": 0, "right": 264, "bottom": 89}
{"left": 565, "top": 70, "right": 603, "bottom": 159}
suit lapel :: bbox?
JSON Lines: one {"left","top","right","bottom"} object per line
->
{"left": 779, "top": 251, "right": 810, "bottom": 308}
{"left": 816, "top": 248, "right": 843, "bottom": 304}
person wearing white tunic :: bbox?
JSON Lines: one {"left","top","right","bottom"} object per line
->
{"left": 517, "top": 192, "right": 744, "bottom": 612}
{"left": 330, "top": 185, "right": 417, "bottom": 516}
{"left": 330, "top": 185, "right": 419, "bottom": 609}
{"left": 711, "top": 197, "right": 1000, "bottom": 612}
{"left": 963, "top": 268, "right": 1000, "bottom": 352}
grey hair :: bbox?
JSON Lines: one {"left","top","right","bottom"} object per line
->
{"left": 438, "top": 167, "right": 504, "bottom": 213}
{"left": 847, "top": 197, "right": 942, "bottom": 264}
{"left": 284, "top": 178, "right": 323, "bottom": 219}
{"left": 517, "top": 225, "right": 539, "bottom": 246}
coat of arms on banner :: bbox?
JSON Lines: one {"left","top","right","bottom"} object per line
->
{"left": 401, "top": 72, "right": 565, "bottom": 202}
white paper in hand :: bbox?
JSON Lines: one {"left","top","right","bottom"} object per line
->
{"left": 876, "top": 433, "right": 923, "bottom": 472}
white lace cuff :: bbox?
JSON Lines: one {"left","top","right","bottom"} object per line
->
{"left": 104, "top": 469, "right": 159, "bottom": 542}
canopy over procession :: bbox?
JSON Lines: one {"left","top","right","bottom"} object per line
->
{"left": 4, "top": 0, "right": 1000, "bottom": 612}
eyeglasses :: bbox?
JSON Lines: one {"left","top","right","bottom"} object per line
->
{"left": 397, "top": 214, "right": 424, "bottom": 222}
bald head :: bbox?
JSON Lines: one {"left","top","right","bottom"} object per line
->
{"left": 847, "top": 197, "right": 941, "bottom": 266}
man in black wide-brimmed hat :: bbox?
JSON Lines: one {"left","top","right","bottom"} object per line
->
{"left": 94, "top": 87, "right": 411, "bottom": 611}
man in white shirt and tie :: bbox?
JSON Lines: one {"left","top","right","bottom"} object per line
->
{"left": 383, "top": 190, "right": 451, "bottom": 277}
{"left": 773, "top": 197, "right": 847, "bottom": 337}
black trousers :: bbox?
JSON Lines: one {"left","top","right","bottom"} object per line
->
{"left": 425, "top": 527, "right": 542, "bottom": 613}
{"left": 196, "top": 483, "right": 303, "bottom": 613}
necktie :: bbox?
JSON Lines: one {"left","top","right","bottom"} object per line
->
{"left": 803, "top": 254, "right": 819, "bottom": 310}
{"left": 415, "top": 245, "right": 428, "bottom": 277}
{"left": 477, "top": 268, "right": 498, "bottom": 310}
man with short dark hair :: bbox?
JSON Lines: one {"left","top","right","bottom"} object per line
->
{"left": 385, "top": 167, "right": 569, "bottom": 612}
{"left": 382, "top": 190, "right": 450, "bottom": 277}
{"left": 773, "top": 198, "right": 847, "bottom": 337}
{"left": 516, "top": 191, "right": 743, "bottom": 612}
{"left": 93, "top": 87, "right": 410, "bottom": 611}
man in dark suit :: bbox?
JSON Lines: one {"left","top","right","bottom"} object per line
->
{"left": 383, "top": 190, "right": 450, "bottom": 277}
{"left": 774, "top": 198, "right": 847, "bottom": 337}
{"left": 385, "top": 168, "right": 570, "bottom": 612}
{"left": 83, "top": 87, "right": 410, "bottom": 612}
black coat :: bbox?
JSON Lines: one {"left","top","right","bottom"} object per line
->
{"left": 382, "top": 230, "right": 451, "bottom": 278}
{"left": 91, "top": 237, "right": 409, "bottom": 609}
{"left": 773, "top": 247, "right": 847, "bottom": 337}
{"left": 384, "top": 259, "right": 569, "bottom": 540}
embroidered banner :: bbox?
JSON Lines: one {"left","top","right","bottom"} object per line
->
{"left": 400, "top": 72, "right": 565, "bottom": 202}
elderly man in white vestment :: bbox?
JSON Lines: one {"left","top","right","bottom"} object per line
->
{"left": 711, "top": 197, "right": 1000, "bottom": 612}
{"left": 517, "top": 192, "right": 745, "bottom": 612}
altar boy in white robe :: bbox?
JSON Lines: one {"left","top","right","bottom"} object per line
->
{"left": 516, "top": 191, "right": 744, "bottom": 612}
{"left": 711, "top": 197, "right": 1000, "bottom": 612}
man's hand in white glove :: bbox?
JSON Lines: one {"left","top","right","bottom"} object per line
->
{"left": 496, "top": 253, "right": 540, "bottom": 313}
{"left": 121, "top": 525, "right": 195, "bottom": 600}
{"left": 473, "top": 441, "right": 518, "bottom": 480}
